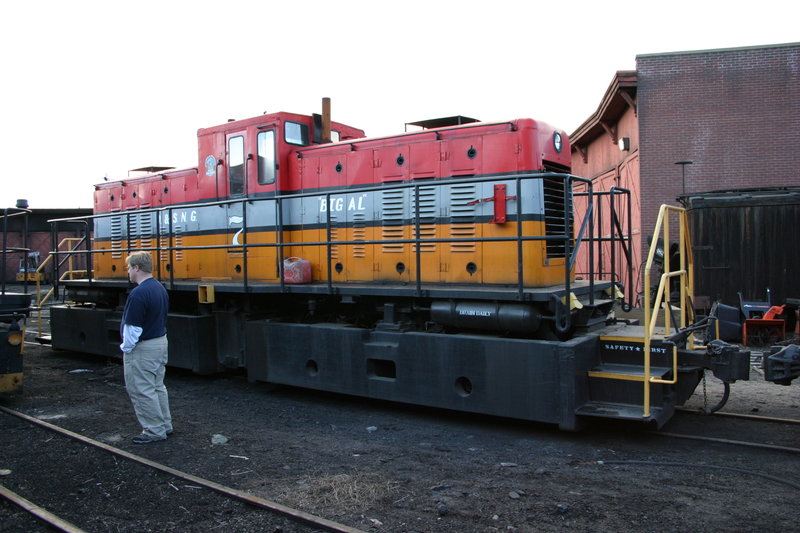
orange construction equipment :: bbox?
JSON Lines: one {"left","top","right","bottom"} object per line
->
{"left": 743, "top": 305, "right": 786, "bottom": 347}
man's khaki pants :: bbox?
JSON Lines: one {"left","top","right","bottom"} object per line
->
{"left": 124, "top": 336, "right": 172, "bottom": 438}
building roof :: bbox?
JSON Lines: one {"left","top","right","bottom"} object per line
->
{"left": 636, "top": 41, "right": 800, "bottom": 59}
{"left": 570, "top": 70, "right": 637, "bottom": 148}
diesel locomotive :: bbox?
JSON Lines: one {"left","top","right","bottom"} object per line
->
{"left": 47, "top": 101, "right": 783, "bottom": 430}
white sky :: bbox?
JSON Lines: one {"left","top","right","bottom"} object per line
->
{"left": 2, "top": 0, "right": 797, "bottom": 209}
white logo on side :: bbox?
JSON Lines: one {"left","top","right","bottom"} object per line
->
{"left": 229, "top": 215, "right": 244, "bottom": 245}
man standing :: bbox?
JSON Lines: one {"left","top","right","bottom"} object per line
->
{"left": 120, "top": 251, "right": 172, "bottom": 444}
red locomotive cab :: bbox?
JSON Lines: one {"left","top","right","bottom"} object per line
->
{"left": 196, "top": 112, "right": 366, "bottom": 201}
{"left": 190, "top": 113, "right": 365, "bottom": 281}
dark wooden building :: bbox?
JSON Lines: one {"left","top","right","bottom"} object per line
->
{"left": 680, "top": 187, "right": 800, "bottom": 307}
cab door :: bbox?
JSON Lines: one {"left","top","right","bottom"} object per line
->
{"left": 225, "top": 131, "right": 246, "bottom": 280}
{"left": 245, "top": 128, "right": 279, "bottom": 281}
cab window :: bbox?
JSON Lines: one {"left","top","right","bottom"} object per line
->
{"left": 285, "top": 121, "right": 309, "bottom": 146}
{"left": 257, "top": 130, "right": 276, "bottom": 185}
{"left": 228, "top": 135, "right": 245, "bottom": 195}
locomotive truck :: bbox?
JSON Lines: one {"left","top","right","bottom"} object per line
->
{"left": 46, "top": 100, "right": 789, "bottom": 430}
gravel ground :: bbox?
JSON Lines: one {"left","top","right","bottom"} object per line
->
{"left": 1, "top": 340, "right": 800, "bottom": 532}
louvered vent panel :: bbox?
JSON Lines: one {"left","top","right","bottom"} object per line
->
{"left": 412, "top": 186, "right": 436, "bottom": 252}
{"left": 352, "top": 212, "right": 366, "bottom": 258}
{"left": 174, "top": 232, "right": 183, "bottom": 261}
{"left": 449, "top": 185, "right": 476, "bottom": 253}
{"left": 128, "top": 214, "right": 139, "bottom": 250}
{"left": 542, "top": 178, "right": 573, "bottom": 258}
{"left": 159, "top": 236, "right": 169, "bottom": 263}
{"left": 381, "top": 189, "right": 405, "bottom": 253}
{"left": 159, "top": 229, "right": 182, "bottom": 263}
{"left": 329, "top": 212, "right": 340, "bottom": 260}
{"left": 136, "top": 212, "right": 153, "bottom": 251}
{"left": 111, "top": 216, "right": 123, "bottom": 259}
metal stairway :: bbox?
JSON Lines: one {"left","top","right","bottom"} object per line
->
{"left": 577, "top": 205, "right": 696, "bottom": 426}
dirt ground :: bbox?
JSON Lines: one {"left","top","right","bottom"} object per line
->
{"left": 2, "top": 339, "right": 800, "bottom": 532}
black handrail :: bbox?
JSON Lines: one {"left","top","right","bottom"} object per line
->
{"left": 325, "top": 192, "right": 333, "bottom": 294}
{"left": 515, "top": 175, "right": 524, "bottom": 301}
{"left": 48, "top": 219, "right": 91, "bottom": 299}
{"left": 242, "top": 202, "right": 249, "bottom": 293}
{"left": 414, "top": 183, "right": 423, "bottom": 296}
{"left": 276, "top": 193, "right": 286, "bottom": 292}
{"left": 48, "top": 172, "right": 605, "bottom": 308}
{"left": 574, "top": 186, "right": 633, "bottom": 308}
{"left": 610, "top": 186, "right": 634, "bottom": 310}
{"left": 1, "top": 207, "right": 32, "bottom": 295}
{"left": 167, "top": 206, "right": 175, "bottom": 290}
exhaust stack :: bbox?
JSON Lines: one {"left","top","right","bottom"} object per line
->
{"left": 322, "top": 97, "right": 331, "bottom": 143}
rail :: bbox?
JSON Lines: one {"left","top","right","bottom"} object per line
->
{"left": 641, "top": 204, "right": 694, "bottom": 417}
{"left": 25, "top": 237, "right": 89, "bottom": 339}
{"left": 574, "top": 186, "right": 634, "bottom": 311}
{"left": 1, "top": 206, "right": 32, "bottom": 296}
{"left": 1, "top": 405, "right": 369, "bottom": 533}
{"left": 48, "top": 221, "right": 92, "bottom": 298}
{"left": 46, "top": 172, "right": 627, "bottom": 324}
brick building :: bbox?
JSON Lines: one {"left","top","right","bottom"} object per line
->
{"left": 571, "top": 42, "right": 800, "bottom": 307}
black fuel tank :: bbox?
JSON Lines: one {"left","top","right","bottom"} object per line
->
{"left": 430, "top": 301, "right": 541, "bottom": 334}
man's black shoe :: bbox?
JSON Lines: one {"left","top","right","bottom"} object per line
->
{"left": 133, "top": 433, "right": 167, "bottom": 444}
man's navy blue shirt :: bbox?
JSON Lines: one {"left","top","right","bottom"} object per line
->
{"left": 121, "top": 277, "right": 169, "bottom": 341}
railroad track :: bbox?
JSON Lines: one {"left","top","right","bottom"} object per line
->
{"left": 7, "top": 340, "right": 800, "bottom": 532}
{"left": 573, "top": 408, "right": 800, "bottom": 493}
{"left": 649, "top": 409, "right": 800, "bottom": 455}
{"left": 678, "top": 407, "right": 800, "bottom": 425}
{"left": 0, "top": 405, "right": 368, "bottom": 533}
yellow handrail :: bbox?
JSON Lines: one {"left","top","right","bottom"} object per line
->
{"left": 641, "top": 205, "right": 694, "bottom": 417}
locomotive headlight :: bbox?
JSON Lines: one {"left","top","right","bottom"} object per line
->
{"left": 7, "top": 331, "right": 23, "bottom": 346}
{"left": 553, "top": 132, "right": 563, "bottom": 153}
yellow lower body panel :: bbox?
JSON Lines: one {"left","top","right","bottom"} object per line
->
{"left": 93, "top": 220, "right": 569, "bottom": 287}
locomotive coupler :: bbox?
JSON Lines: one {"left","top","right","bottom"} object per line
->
{"left": 705, "top": 339, "right": 751, "bottom": 383}
{"left": 674, "top": 339, "right": 750, "bottom": 383}
{"left": 762, "top": 344, "right": 800, "bottom": 385}
{"left": 663, "top": 317, "right": 750, "bottom": 382}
